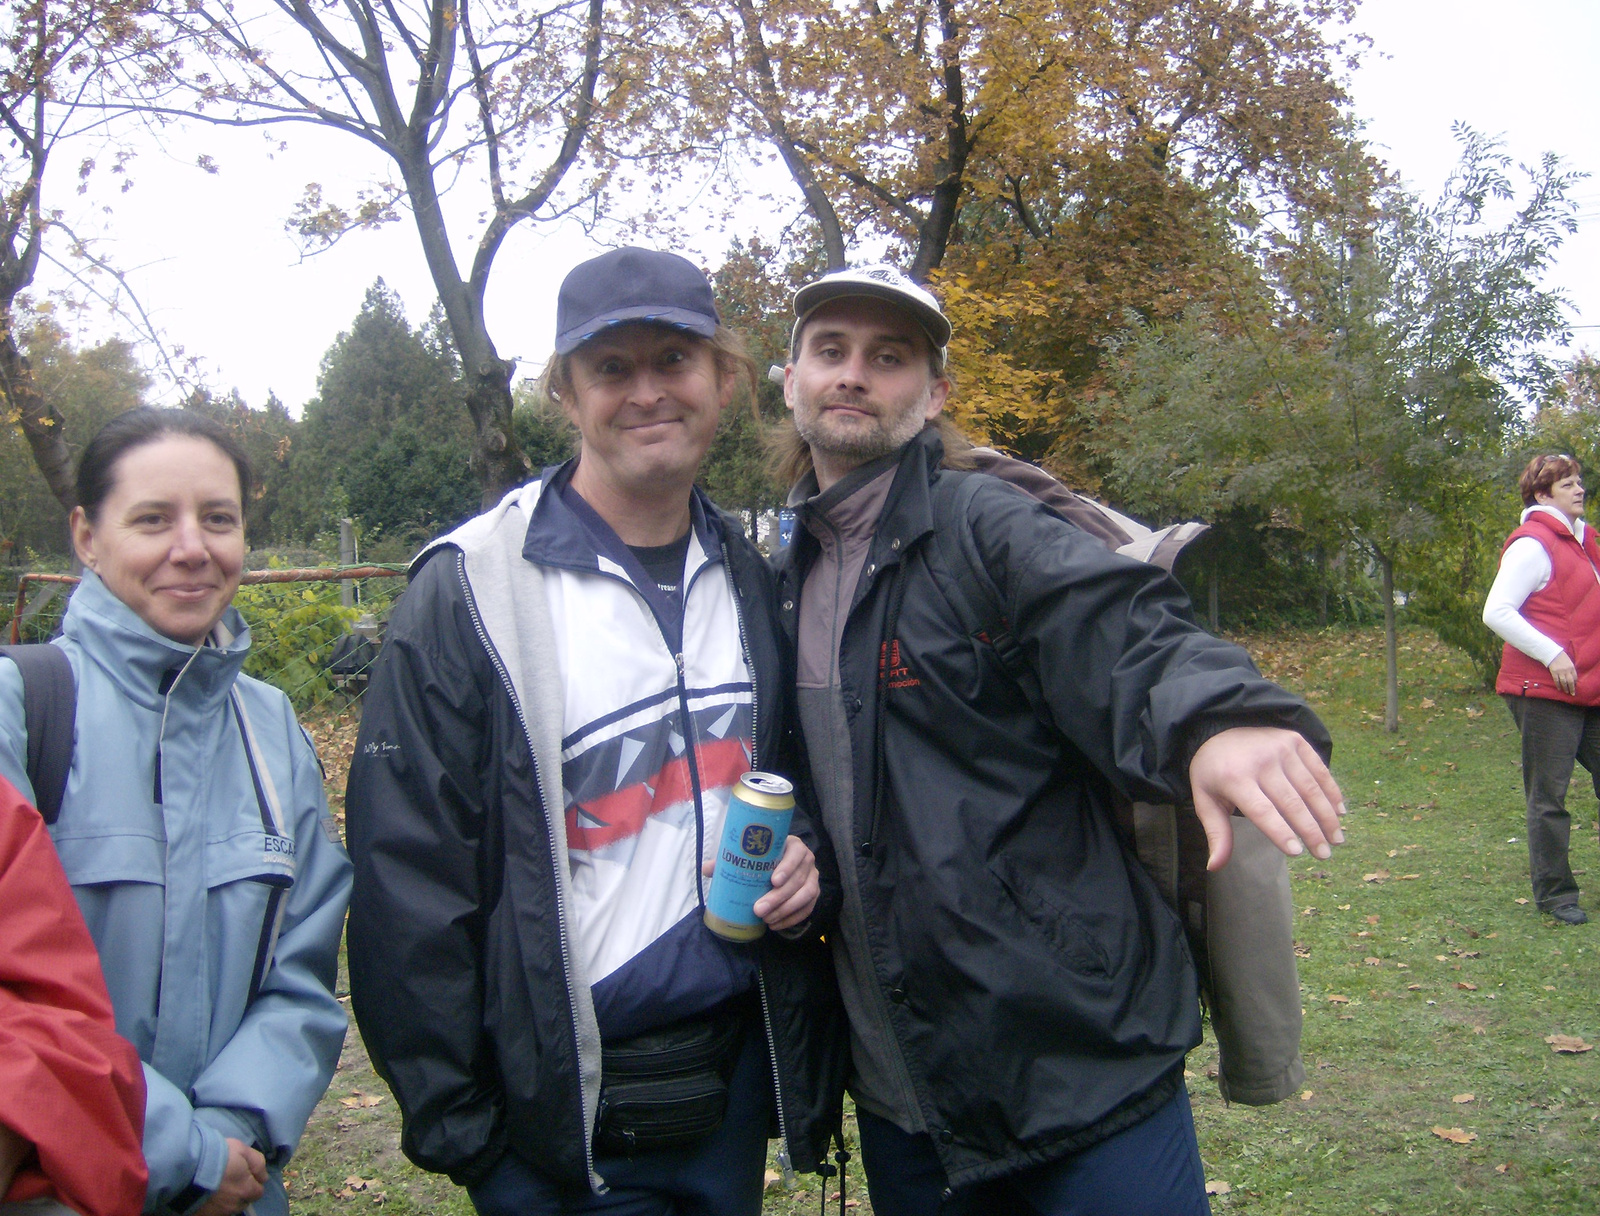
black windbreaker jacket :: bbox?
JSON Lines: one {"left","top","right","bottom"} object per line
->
{"left": 776, "top": 431, "right": 1331, "bottom": 1188}
{"left": 346, "top": 491, "right": 847, "bottom": 1191}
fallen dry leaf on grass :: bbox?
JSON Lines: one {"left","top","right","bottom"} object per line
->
{"left": 1205, "top": 1180, "right": 1232, "bottom": 1196}
{"left": 1452, "top": 1094, "right": 1475, "bottom": 1104}
{"left": 1365, "top": 957, "right": 1382, "bottom": 966}
{"left": 339, "top": 1093, "right": 385, "bottom": 1108}
{"left": 1515, "top": 898, "right": 1530, "bottom": 905}
{"left": 763, "top": 1170, "right": 780, "bottom": 1189}
{"left": 1495, "top": 1163, "right": 1510, "bottom": 1174}
{"left": 1431, "top": 1126, "right": 1477, "bottom": 1144}
{"left": 1326, "top": 994, "right": 1350, "bottom": 1004}
{"left": 1407, "top": 983, "right": 1422, "bottom": 990}
{"left": 1456, "top": 982, "right": 1478, "bottom": 991}
{"left": 1363, "top": 870, "right": 1391, "bottom": 882}
{"left": 1545, "top": 1035, "right": 1593, "bottom": 1054}
{"left": 1300, "top": 1090, "right": 1314, "bottom": 1101}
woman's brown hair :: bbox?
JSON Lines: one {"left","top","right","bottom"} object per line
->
{"left": 1519, "top": 453, "right": 1582, "bottom": 506}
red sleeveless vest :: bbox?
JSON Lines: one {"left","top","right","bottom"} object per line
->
{"left": 1495, "top": 510, "right": 1600, "bottom": 705}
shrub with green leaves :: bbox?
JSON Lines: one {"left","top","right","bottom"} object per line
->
{"left": 235, "top": 581, "right": 360, "bottom": 710}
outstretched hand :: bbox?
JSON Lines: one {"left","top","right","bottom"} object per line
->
{"left": 1189, "top": 726, "right": 1345, "bottom": 871}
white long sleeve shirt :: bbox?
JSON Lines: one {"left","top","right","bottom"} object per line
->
{"left": 1482, "top": 505, "right": 1590, "bottom": 666}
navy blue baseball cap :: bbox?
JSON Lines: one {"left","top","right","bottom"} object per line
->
{"left": 553, "top": 247, "right": 721, "bottom": 354}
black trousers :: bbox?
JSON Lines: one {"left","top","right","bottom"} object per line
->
{"left": 1504, "top": 695, "right": 1600, "bottom": 910}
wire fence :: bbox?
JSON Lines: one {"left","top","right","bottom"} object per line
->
{"left": 7, "top": 566, "right": 408, "bottom": 716}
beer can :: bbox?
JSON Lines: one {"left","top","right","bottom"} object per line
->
{"left": 704, "top": 772, "right": 796, "bottom": 942}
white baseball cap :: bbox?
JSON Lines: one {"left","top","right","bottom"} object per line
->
{"left": 790, "top": 264, "right": 951, "bottom": 366}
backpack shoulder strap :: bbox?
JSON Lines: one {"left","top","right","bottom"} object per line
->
{"left": 0, "top": 643, "right": 77, "bottom": 824}
{"left": 927, "top": 471, "right": 1035, "bottom": 685}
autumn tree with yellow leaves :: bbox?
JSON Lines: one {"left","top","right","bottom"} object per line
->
{"left": 677, "top": 0, "right": 1366, "bottom": 468}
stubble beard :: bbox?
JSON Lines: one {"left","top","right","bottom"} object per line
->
{"left": 793, "top": 390, "right": 931, "bottom": 468}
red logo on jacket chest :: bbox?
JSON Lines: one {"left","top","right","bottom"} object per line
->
{"left": 880, "top": 639, "right": 921, "bottom": 689}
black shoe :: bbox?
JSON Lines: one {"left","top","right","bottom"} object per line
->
{"left": 1549, "top": 905, "right": 1588, "bottom": 925}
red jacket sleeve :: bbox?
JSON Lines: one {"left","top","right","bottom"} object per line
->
{"left": 0, "top": 774, "right": 147, "bottom": 1216}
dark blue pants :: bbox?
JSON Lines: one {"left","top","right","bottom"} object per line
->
{"left": 856, "top": 1085, "right": 1211, "bottom": 1216}
{"left": 467, "top": 1029, "right": 771, "bottom": 1216}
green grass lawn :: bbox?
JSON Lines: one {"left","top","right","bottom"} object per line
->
{"left": 294, "top": 626, "right": 1600, "bottom": 1214}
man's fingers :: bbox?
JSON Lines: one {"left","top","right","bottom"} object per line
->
{"left": 755, "top": 872, "right": 819, "bottom": 928}
{"left": 1295, "top": 738, "right": 1348, "bottom": 828}
{"left": 1227, "top": 782, "right": 1316, "bottom": 861}
{"left": 1256, "top": 769, "right": 1332, "bottom": 860}
{"left": 1285, "top": 740, "right": 1346, "bottom": 844}
{"left": 1190, "top": 789, "right": 1235, "bottom": 872}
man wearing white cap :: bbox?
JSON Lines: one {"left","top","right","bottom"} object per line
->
{"left": 773, "top": 264, "right": 1346, "bottom": 1214}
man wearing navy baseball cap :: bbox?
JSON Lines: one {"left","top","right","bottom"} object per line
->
{"left": 348, "top": 247, "right": 846, "bottom": 1214}
{"left": 772, "top": 263, "right": 1346, "bottom": 1215}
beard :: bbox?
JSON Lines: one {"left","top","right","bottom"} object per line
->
{"left": 792, "top": 390, "right": 932, "bottom": 467}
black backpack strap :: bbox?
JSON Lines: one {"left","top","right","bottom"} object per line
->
{"left": 927, "top": 471, "right": 1043, "bottom": 707}
{"left": 0, "top": 643, "right": 77, "bottom": 824}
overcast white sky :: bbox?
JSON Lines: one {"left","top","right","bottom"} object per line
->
{"left": 50, "top": 0, "right": 1600, "bottom": 413}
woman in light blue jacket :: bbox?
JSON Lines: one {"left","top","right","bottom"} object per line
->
{"left": 0, "top": 408, "right": 352, "bottom": 1216}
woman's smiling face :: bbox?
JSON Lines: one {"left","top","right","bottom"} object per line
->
{"left": 70, "top": 435, "right": 246, "bottom": 645}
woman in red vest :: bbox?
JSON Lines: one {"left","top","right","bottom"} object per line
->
{"left": 1483, "top": 453, "right": 1600, "bottom": 924}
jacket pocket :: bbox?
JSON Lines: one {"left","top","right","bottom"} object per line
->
{"left": 989, "top": 854, "right": 1109, "bottom": 976}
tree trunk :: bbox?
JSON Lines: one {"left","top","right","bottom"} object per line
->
{"left": 1379, "top": 548, "right": 1399, "bottom": 733}
{"left": 0, "top": 324, "right": 75, "bottom": 513}
{"left": 463, "top": 354, "right": 524, "bottom": 508}
{"left": 1316, "top": 545, "right": 1328, "bottom": 627}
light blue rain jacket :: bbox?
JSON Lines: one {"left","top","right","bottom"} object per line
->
{"left": 0, "top": 573, "right": 352, "bottom": 1216}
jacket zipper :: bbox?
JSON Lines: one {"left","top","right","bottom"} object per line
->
{"left": 724, "top": 541, "right": 796, "bottom": 1184}
{"left": 756, "top": 965, "right": 795, "bottom": 1185}
{"left": 454, "top": 554, "right": 600, "bottom": 1190}
{"left": 722, "top": 540, "right": 760, "bottom": 772}
{"left": 674, "top": 651, "right": 710, "bottom": 906}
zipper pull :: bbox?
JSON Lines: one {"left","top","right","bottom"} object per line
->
{"left": 777, "top": 1141, "right": 796, "bottom": 1187}
{"left": 676, "top": 652, "right": 686, "bottom": 679}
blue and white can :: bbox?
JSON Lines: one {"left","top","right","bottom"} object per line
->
{"left": 704, "top": 772, "right": 796, "bottom": 942}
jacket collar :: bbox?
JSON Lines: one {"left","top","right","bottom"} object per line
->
{"left": 782, "top": 427, "right": 945, "bottom": 582}
{"left": 61, "top": 570, "right": 252, "bottom": 713}
{"left": 872, "top": 426, "right": 944, "bottom": 559}
{"left": 521, "top": 458, "right": 724, "bottom": 576}
{"left": 1522, "top": 503, "right": 1586, "bottom": 544}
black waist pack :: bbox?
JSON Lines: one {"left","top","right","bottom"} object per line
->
{"left": 594, "top": 1003, "right": 749, "bottom": 1156}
